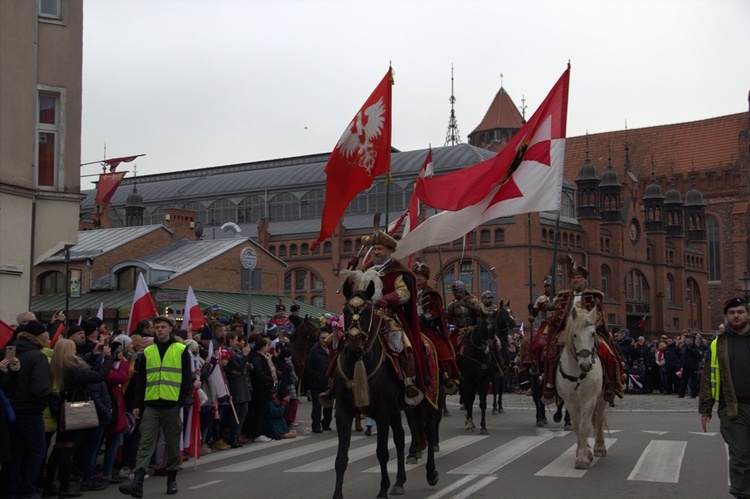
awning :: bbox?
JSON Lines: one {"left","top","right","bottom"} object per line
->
{"left": 31, "top": 290, "right": 135, "bottom": 315}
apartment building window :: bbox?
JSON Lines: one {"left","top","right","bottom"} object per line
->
{"left": 37, "top": 93, "right": 59, "bottom": 187}
{"left": 39, "top": 0, "right": 61, "bottom": 19}
{"left": 39, "top": 271, "right": 66, "bottom": 294}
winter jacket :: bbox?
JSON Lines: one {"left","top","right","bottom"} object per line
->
{"left": 105, "top": 360, "right": 131, "bottom": 434}
{"left": 679, "top": 342, "right": 703, "bottom": 370}
{"left": 699, "top": 324, "right": 750, "bottom": 419}
{"left": 304, "top": 343, "right": 330, "bottom": 391}
{"left": 664, "top": 343, "right": 681, "bottom": 368}
{"left": 249, "top": 351, "right": 275, "bottom": 399}
{"left": 6, "top": 333, "right": 49, "bottom": 415}
{"left": 262, "top": 398, "right": 291, "bottom": 438}
{"left": 225, "top": 349, "right": 251, "bottom": 404}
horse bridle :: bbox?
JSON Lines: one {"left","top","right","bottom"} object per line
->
{"left": 558, "top": 336, "right": 599, "bottom": 391}
{"left": 342, "top": 295, "right": 379, "bottom": 353}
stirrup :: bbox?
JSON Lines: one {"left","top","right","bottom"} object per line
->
{"left": 319, "top": 390, "right": 334, "bottom": 409}
{"left": 443, "top": 379, "right": 458, "bottom": 395}
{"left": 542, "top": 389, "right": 555, "bottom": 406}
{"left": 405, "top": 386, "right": 424, "bottom": 407}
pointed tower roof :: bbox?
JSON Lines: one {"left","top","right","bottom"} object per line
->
{"left": 471, "top": 87, "right": 525, "bottom": 134}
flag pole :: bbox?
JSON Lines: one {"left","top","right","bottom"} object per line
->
{"left": 527, "top": 213, "right": 534, "bottom": 343}
{"left": 548, "top": 210, "right": 562, "bottom": 294}
{"left": 438, "top": 244, "right": 447, "bottom": 309}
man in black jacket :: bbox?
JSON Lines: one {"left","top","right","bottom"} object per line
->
{"left": 304, "top": 330, "right": 332, "bottom": 433}
{"left": 678, "top": 333, "right": 703, "bottom": 398}
{"left": 3, "top": 320, "right": 50, "bottom": 499}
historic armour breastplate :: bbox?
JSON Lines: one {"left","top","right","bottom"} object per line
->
{"left": 454, "top": 304, "right": 475, "bottom": 328}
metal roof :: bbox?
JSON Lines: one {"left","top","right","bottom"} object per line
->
{"left": 138, "top": 238, "right": 247, "bottom": 282}
{"left": 81, "top": 144, "right": 495, "bottom": 209}
{"left": 44, "top": 225, "right": 164, "bottom": 262}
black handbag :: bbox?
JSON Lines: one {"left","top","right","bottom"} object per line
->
{"left": 61, "top": 390, "right": 99, "bottom": 431}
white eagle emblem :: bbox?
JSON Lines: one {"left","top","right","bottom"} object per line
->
{"left": 336, "top": 97, "right": 386, "bottom": 173}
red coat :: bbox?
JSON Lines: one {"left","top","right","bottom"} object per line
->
{"left": 105, "top": 360, "right": 131, "bottom": 435}
{"left": 417, "top": 285, "right": 459, "bottom": 377}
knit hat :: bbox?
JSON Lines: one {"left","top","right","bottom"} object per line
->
{"left": 723, "top": 297, "right": 747, "bottom": 314}
{"left": 81, "top": 320, "right": 98, "bottom": 335}
{"left": 90, "top": 317, "right": 104, "bottom": 328}
{"left": 21, "top": 320, "right": 47, "bottom": 336}
{"left": 66, "top": 325, "right": 85, "bottom": 338}
{"left": 200, "top": 327, "right": 213, "bottom": 341}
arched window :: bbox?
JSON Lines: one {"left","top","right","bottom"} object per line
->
{"left": 686, "top": 278, "right": 702, "bottom": 330}
{"left": 117, "top": 267, "right": 146, "bottom": 291}
{"left": 343, "top": 240, "right": 353, "bottom": 254}
{"left": 625, "top": 270, "right": 649, "bottom": 302}
{"left": 494, "top": 229, "right": 505, "bottom": 243}
{"left": 561, "top": 192, "right": 576, "bottom": 218}
{"left": 283, "top": 268, "right": 326, "bottom": 304}
{"left": 600, "top": 265, "right": 610, "bottom": 296}
{"left": 39, "top": 271, "right": 66, "bottom": 294}
{"left": 346, "top": 192, "right": 368, "bottom": 215}
{"left": 290, "top": 244, "right": 298, "bottom": 256}
{"left": 441, "top": 260, "right": 494, "bottom": 296}
{"left": 541, "top": 229, "right": 547, "bottom": 243}
{"left": 323, "top": 241, "right": 332, "bottom": 254}
{"left": 300, "top": 189, "right": 326, "bottom": 219}
{"left": 706, "top": 216, "right": 721, "bottom": 281}
{"left": 278, "top": 245, "right": 287, "bottom": 257}
{"left": 268, "top": 193, "right": 298, "bottom": 221}
{"left": 237, "top": 195, "right": 266, "bottom": 224}
{"left": 666, "top": 274, "right": 675, "bottom": 302}
{"left": 301, "top": 243, "right": 309, "bottom": 255}
{"left": 206, "top": 199, "right": 235, "bottom": 227}
{"left": 480, "top": 230, "right": 491, "bottom": 244}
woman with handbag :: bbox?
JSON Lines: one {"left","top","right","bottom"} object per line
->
{"left": 47, "top": 338, "right": 113, "bottom": 498}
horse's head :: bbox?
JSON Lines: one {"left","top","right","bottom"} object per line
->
{"left": 564, "top": 306, "right": 599, "bottom": 373}
{"left": 496, "top": 300, "right": 518, "bottom": 332}
{"left": 298, "top": 315, "right": 320, "bottom": 341}
{"left": 342, "top": 274, "right": 378, "bottom": 351}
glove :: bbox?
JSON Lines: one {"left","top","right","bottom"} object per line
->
{"left": 348, "top": 256, "right": 360, "bottom": 269}
{"left": 375, "top": 292, "right": 400, "bottom": 308}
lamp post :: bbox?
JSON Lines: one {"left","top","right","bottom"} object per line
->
{"left": 741, "top": 271, "right": 750, "bottom": 304}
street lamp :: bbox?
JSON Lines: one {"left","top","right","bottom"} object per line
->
{"left": 741, "top": 271, "right": 750, "bottom": 304}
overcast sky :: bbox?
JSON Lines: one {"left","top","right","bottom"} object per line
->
{"left": 80, "top": 0, "right": 750, "bottom": 189}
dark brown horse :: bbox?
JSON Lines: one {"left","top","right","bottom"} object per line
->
{"left": 333, "top": 274, "right": 438, "bottom": 499}
{"left": 289, "top": 315, "right": 319, "bottom": 383}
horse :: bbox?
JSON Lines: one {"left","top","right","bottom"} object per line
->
{"left": 289, "top": 315, "right": 319, "bottom": 383}
{"left": 333, "top": 272, "right": 438, "bottom": 499}
{"left": 555, "top": 306, "right": 608, "bottom": 469}
{"left": 459, "top": 304, "right": 507, "bottom": 435}
{"left": 490, "top": 301, "right": 516, "bottom": 415}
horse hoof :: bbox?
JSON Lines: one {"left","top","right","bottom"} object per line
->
{"left": 575, "top": 461, "right": 590, "bottom": 470}
{"left": 480, "top": 428, "right": 489, "bottom": 435}
{"left": 492, "top": 409, "right": 499, "bottom": 415}
{"left": 459, "top": 404, "right": 465, "bottom": 411}
{"left": 428, "top": 470, "right": 439, "bottom": 487}
{"left": 390, "top": 485, "right": 405, "bottom": 495}
{"left": 594, "top": 450, "right": 607, "bottom": 457}
{"left": 406, "top": 456, "right": 418, "bottom": 465}
{"left": 564, "top": 424, "right": 573, "bottom": 431}
{"left": 553, "top": 413, "right": 562, "bottom": 423}
{"left": 536, "top": 420, "right": 545, "bottom": 427}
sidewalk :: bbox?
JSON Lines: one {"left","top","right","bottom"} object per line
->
{"left": 452, "top": 392, "right": 701, "bottom": 413}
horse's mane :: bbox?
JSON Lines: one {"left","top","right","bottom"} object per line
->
{"left": 342, "top": 268, "right": 383, "bottom": 301}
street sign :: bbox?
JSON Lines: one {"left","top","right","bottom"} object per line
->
{"left": 240, "top": 247, "right": 257, "bottom": 270}
{"left": 155, "top": 290, "right": 188, "bottom": 302}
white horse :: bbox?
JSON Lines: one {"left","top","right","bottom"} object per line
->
{"left": 555, "top": 306, "right": 608, "bottom": 469}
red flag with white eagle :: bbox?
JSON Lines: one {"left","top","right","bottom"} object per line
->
{"left": 126, "top": 273, "right": 157, "bottom": 335}
{"left": 394, "top": 66, "right": 570, "bottom": 259}
{"left": 312, "top": 68, "right": 394, "bottom": 249}
{"left": 95, "top": 172, "right": 126, "bottom": 207}
{"left": 183, "top": 286, "right": 206, "bottom": 332}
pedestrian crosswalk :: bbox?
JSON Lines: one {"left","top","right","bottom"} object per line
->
{"left": 190, "top": 426, "right": 726, "bottom": 494}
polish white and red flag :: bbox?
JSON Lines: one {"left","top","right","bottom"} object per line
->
{"left": 183, "top": 286, "right": 206, "bottom": 332}
{"left": 126, "top": 273, "right": 157, "bottom": 335}
{"left": 394, "top": 65, "right": 570, "bottom": 259}
{"left": 388, "top": 148, "right": 433, "bottom": 237}
{"left": 96, "top": 303, "right": 104, "bottom": 321}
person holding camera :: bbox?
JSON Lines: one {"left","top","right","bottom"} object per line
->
{"left": 119, "top": 316, "right": 193, "bottom": 498}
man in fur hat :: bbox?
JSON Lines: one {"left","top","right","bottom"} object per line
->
{"left": 412, "top": 262, "right": 460, "bottom": 394}
{"left": 541, "top": 257, "right": 625, "bottom": 405}
{"left": 319, "top": 229, "right": 428, "bottom": 407}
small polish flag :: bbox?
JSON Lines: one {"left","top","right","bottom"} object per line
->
{"left": 96, "top": 303, "right": 104, "bottom": 320}
{"left": 183, "top": 286, "right": 206, "bottom": 332}
{"left": 126, "top": 273, "right": 157, "bottom": 335}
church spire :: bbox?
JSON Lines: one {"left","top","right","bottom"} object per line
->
{"left": 444, "top": 64, "right": 461, "bottom": 146}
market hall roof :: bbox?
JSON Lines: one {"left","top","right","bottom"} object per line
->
{"left": 80, "top": 144, "right": 496, "bottom": 209}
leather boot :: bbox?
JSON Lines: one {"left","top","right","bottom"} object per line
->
{"left": 401, "top": 349, "right": 424, "bottom": 406}
{"left": 166, "top": 470, "right": 178, "bottom": 495}
{"left": 319, "top": 378, "right": 335, "bottom": 409}
{"left": 119, "top": 469, "right": 145, "bottom": 498}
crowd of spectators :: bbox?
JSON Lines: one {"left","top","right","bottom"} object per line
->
{"left": 0, "top": 304, "right": 339, "bottom": 499}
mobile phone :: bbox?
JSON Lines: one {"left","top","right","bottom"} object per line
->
{"left": 5, "top": 345, "right": 16, "bottom": 362}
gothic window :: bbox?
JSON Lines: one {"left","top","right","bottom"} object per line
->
{"left": 706, "top": 216, "right": 721, "bottom": 281}
{"left": 625, "top": 270, "right": 649, "bottom": 302}
{"left": 600, "top": 265, "right": 610, "bottom": 297}
{"left": 666, "top": 274, "right": 675, "bottom": 302}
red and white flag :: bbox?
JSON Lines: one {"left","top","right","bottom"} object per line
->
{"left": 183, "top": 286, "right": 206, "bottom": 332}
{"left": 102, "top": 154, "right": 144, "bottom": 172}
{"left": 518, "top": 321, "right": 525, "bottom": 337}
{"left": 312, "top": 68, "right": 394, "bottom": 249}
{"left": 95, "top": 171, "right": 126, "bottom": 207}
{"left": 0, "top": 319, "right": 13, "bottom": 350}
{"left": 96, "top": 303, "right": 104, "bottom": 321}
{"left": 126, "top": 273, "right": 157, "bottom": 335}
{"left": 394, "top": 66, "right": 570, "bottom": 259}
{"left": 389, "top": 148, "right": 433, "bottom": 237}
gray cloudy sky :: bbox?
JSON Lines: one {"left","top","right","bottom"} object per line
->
{"left": 81, "top": 0, "right": 750, "bottom": 189}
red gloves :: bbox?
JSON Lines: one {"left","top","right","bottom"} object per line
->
{"left": 375, "top": 292, "right": 400, "bottom": 308}
{"left": 347, "top": 256, "right": 360, "bottom": 269}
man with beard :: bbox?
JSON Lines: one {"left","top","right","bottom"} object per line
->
{"left": 700, "top": 297, "right": 750, "bottom": 499}
{"left": 541, "top": 256, "right": 625, "bottom": 405}
{"left": 319, "top": 229, "right": 428, "bottom": 407}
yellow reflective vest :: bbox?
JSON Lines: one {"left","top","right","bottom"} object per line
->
{"left": 144, "top": 342, "right": 186, "bottom": 402}
{"left": 710, "top": 340, "right": 720, "bottom": 401}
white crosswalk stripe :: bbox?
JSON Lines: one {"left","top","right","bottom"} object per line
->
{"left": 361, "top": 435, "right": 489, "bottom": 474}
{"left": 535, "top": 438, "right": 617, "bottom": 478}
{"left": 627, "top": 440, "right": 687, "bottom": 483}
{"left": 448, "top": 435, "right": 553, "bottom": 475}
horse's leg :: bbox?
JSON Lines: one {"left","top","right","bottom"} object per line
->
{"left": 478, "top": 376, "right": 489, "bottom": 435}
{"left": 404, "top": 409, "right": 419, "bottom": 464}
{"left": 463, "top": 383, "right": 475, "bottom": 432}
{"left": 564, "top": 409, "right": 572, "bottom": 431}
{"left": 574, "top": 397, "right": 597, "bottom": 469}
{"left": 375, "top": 415, "right": 392, "bottom": 499}
{"left": 592, "top": 393, "right": 608, "bottom": 457}
{"left": 434, "top": 386, "right": 444, "bottom": 451}
{"left": 333, "top": 408, "right": 354, "bottom": 499}
{"left": 389, "top": 410, "right": 406, "bottom": 496}
{"left": 423, "top": 404, "right": 439, "bottom": 486}
{"left": 532, "top": 372, "right": 547, "bottom": 426}
{"left": 491, "top": 370, "right": 499, "bottom": 414}
{"left": 496, "top": 375, "right": 504, "bottom": 413}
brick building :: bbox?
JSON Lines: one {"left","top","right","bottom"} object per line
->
{"left": 75, "top": 88, "right": 750, "bottom": 336}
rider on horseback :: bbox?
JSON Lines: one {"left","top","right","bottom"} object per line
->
{"left": 412, "top": 262, "right": 460, "bottom": 395}
{"left": 319, "top": 229, "right": 429, "bottom": 408}
{"left": 541, "top": 257, "right": 626, "bottom": 405}
{"left": 446, "top": 282, "right": 505, "bottom": 366}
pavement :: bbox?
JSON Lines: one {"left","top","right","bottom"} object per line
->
{"left": 463, "top": 391, "right": 701, "bottom": 413}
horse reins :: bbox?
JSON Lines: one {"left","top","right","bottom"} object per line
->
{"left": 557, "top": 342, "right": 598, "bottom": 391}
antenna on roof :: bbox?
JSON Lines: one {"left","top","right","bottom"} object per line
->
{"left": 444, "top": 64, "right": 462, "bottom": 146}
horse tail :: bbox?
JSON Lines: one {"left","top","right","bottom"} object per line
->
{"left": 353, "top": 358, "right": 370, "bottom": 407}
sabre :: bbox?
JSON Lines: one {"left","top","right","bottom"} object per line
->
{"left": 336, "top": 235, "right": 371, "bottom": 294}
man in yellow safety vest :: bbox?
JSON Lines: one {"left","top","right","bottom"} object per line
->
{"left": 119, "top": 316, "right": 194, "bottom": 498}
